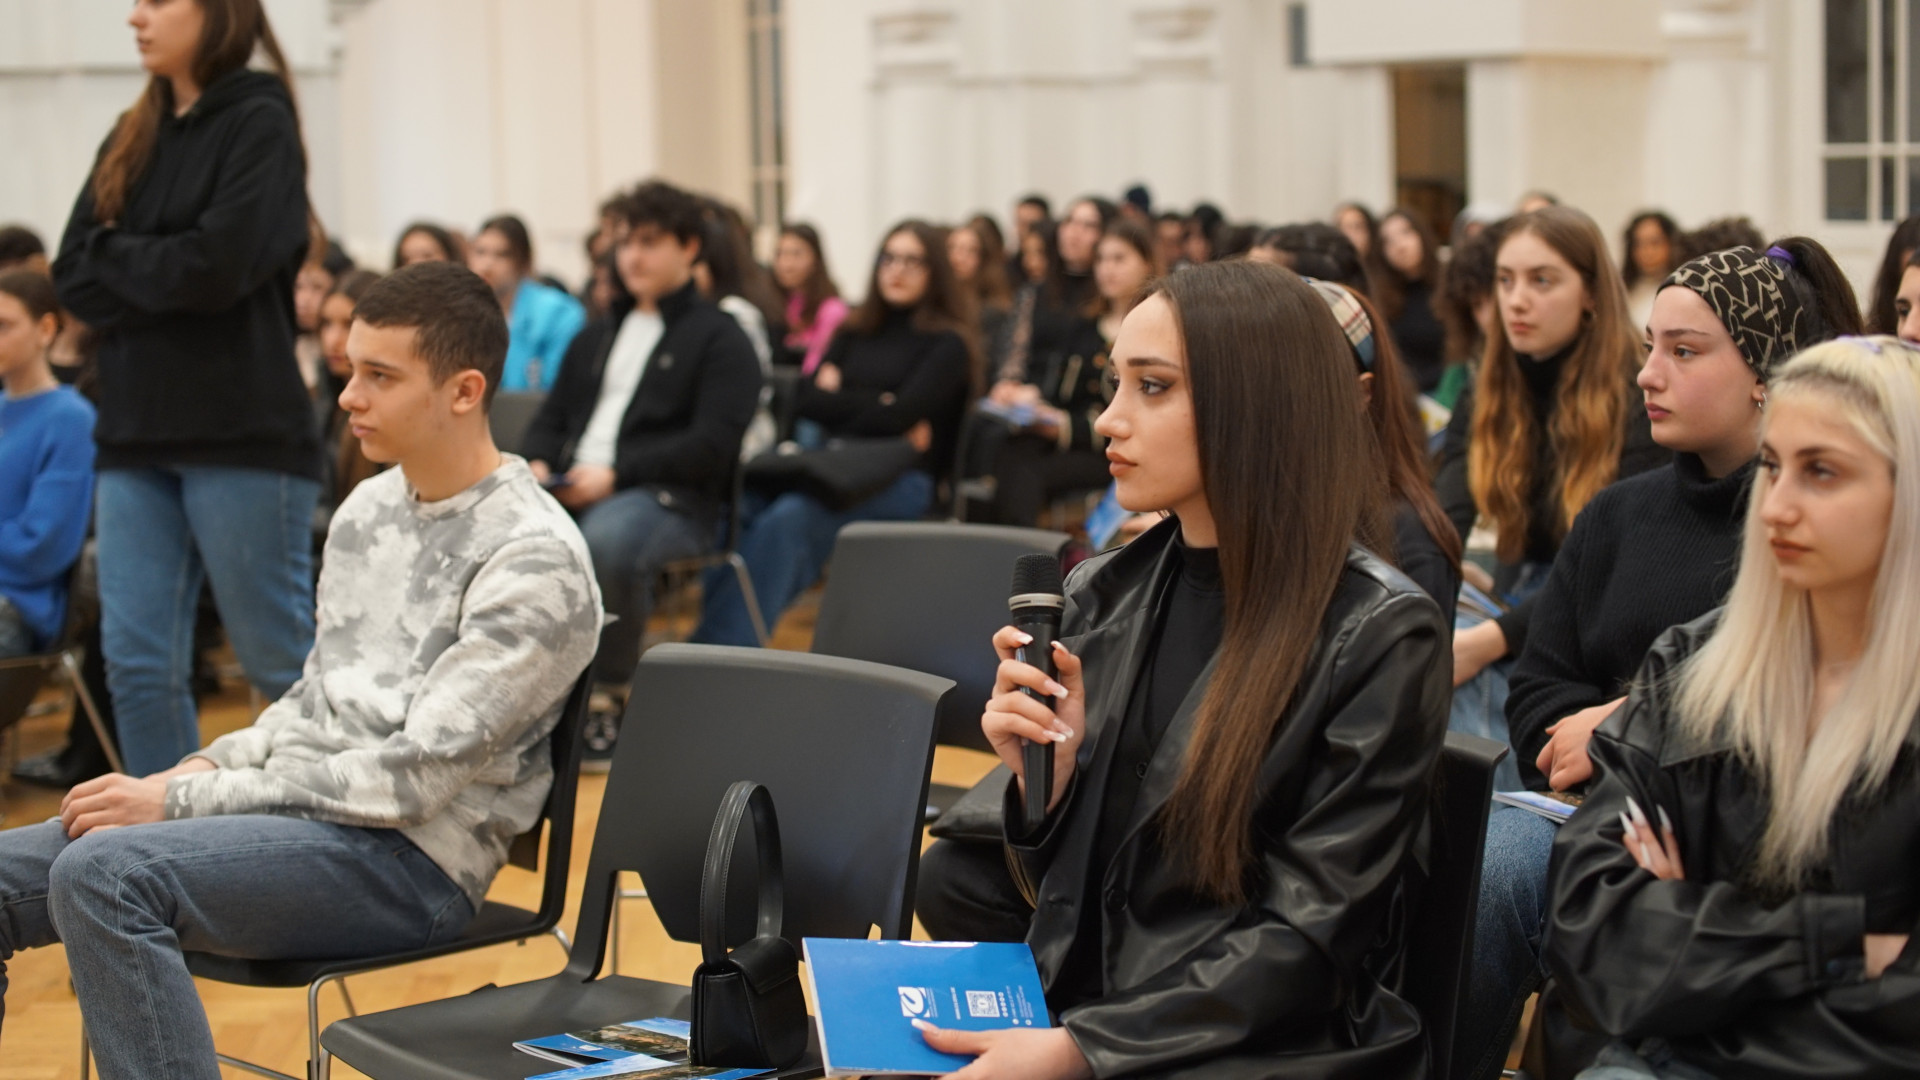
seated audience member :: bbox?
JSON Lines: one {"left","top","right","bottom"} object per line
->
{"left": 0, "top": 262, "right": 601, "bottom": 1077}
{"left": 1247, "top": 222, "right": 1369, "bottom": 296}
{"left": 521, "top": 181, "right": 761, "bottom": 764}
{"left": 1620, "top": 210, "right": 1679, "bottom": 329}
{"left": 0, "top": 269, "right": 96, "bottom": 658}
{"left": 1548, "top": 336, "right": 1920, "bottom": 1080}
{"left": 977, "top": 220, "right": 1156, "bottom": 527}
{"left": 997, "top": 219, "right": 1062, "bottom": 390}
{"left": 1672, "top": 215, "right": 1764, "bottom": 264}
{"left": 391, "top": 221, "right": 462, "bottom": 268}
{"left": 1371, "top": 208, "right": 1448, "bottom": 393}
{"left": 468, "top": 213, "right": 585, "bottom": 392}
{"left": 1457, "top": 239, "right": 1862, "bottom": 1080}
{"left": 772, "top": 223, "right": 846, "bottom": 372}
{"left": 1866, "top": 215, "right": 1920, "bottom": 335}
{"left": 695, "top": 216, "right": 779, "bottom": 460}
{"left": 1518, "top": 190, "right": 1561, "bottom": 214}
{"left": 314, "top": 269, "right": 385, "bottom": 519}
{"left": 1183, "top": 202, "right": 1224, "bottom": 264}
{"left": 1435, "top": 220, "right": 1508, "bottom": 412}
{"left": 0, "top": 226, "right": 50, "bottom": 274}
{"left": 1889, "top": 247, "right": 1920, "bottom": 346}
{"left": 1008, "top": 193, "right": 1052, "bottom": 285}
{"left": 1050, "top": 197, "right": 1113, "bottom": 316}
{"left": 0, "top": 225, "right": 90, "bottom": 386}
{"left": 913, "top": 260, "right": 1448, "bottom": 1077}
{"left": 1152, "top": 211, "right": 1185, "bottom": 271}
{"left": 293, "top": 241, "right": 354, "bottom": 395}
{"left": 948, "top": 215, "right": 1014, "bottom": 369}
{"left": 692, "top": 220, "right": 971, "bottom": 647}
{"left": 1334, "top": 200, "right": 1379, "bottom": 262}
{"left": 1439, "top": 206, "right": 1668, "bottom": 789}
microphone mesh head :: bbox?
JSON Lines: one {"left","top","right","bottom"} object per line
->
{"left": 1010, "top": 553, "right": 1064, "bottom": 599}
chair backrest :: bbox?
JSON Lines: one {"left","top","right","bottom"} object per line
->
{"left": 809, "top": 521, "right": 1068, "bottom": 752}
{"left": 0, "top": 543, "right": 98, "bottom": 734}
{"left": 490, "top": 391, "right": 547, "bottom": 456}
{"left": 1405, "top": 730, "right": 1509, "bottom": 1080}
{"left": 564, "top": 644, "right": 952, "bottom": 981}
{"left": 503, "top": 668, "right": 595, "bottom": 931}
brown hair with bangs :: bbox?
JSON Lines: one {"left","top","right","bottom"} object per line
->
{"left": 1469, "top": 206, "right": 1641, "bottom": 562}
{"left": 1154, "top": 260, "right": 1381, "bottom": 904}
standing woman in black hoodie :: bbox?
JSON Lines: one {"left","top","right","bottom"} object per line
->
{"left": 53, "top": 0, "right": 322, "bottom": 776}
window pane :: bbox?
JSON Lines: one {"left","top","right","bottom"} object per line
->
{"left": 1829, "top": 157, "right": 1871, "bottom": 219}
{"left": 1908, "top": 156, "right": 1920, "bottom": 217}
{"left": 1887, "top": 0, "right": 1900, "bottom": 141}
{"left": 1908, "top": 0, "right": 1920, "bottom": 139}
{"left": 1830, "top": 0, "right": 1871, "bottom": 143}
{"left": 1885, "top": 155, "right": 1898, "bottom": 218}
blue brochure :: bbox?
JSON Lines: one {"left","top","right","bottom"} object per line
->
{"left": 802, "top": 938, "right": 1050, "bottom": 1076}
{"left": 525, "top": 1055, "right": 769, "bottom": 1080}
{"left": 1082, "top": 483, "right": 1129, "bottom": 551}
{"left": 514, "top": 1018, "right": 691, "bottom": 1067}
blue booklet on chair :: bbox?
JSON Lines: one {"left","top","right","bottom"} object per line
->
{"left": 514, "top": 1018, "right": 769, "bottom": 1078}
{"left": 802, "top": 938, "right": 1051, "bottom": 1076}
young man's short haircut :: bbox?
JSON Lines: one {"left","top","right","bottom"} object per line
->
{"left": 1017, "top": 193, "right": 1052, "bottom": 217}
{"left": 0, "top": 225, "right": 46, "bottom": 270}
{"left": 352, "top": 263, "right": 509, "bottom": 407}
{"left": 613, "top": 181, "right": 705, "bottom": 246}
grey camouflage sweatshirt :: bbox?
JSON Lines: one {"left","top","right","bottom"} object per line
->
{"left": 163, "top": 456, "right": 602, "bottom": 908}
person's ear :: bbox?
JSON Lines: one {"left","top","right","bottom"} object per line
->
{"left": 448, "top": 369, "right": 489, "bottom": 417}
{"left": 1357, "top": 371, "right": 1375, "bottom": 410}
{"left": 37, "top": 313, "right": 59, "bottom": 350}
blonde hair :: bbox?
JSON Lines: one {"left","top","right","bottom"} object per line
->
{"left": 1674, "top": 336, "right": 1920, "bottom": 888}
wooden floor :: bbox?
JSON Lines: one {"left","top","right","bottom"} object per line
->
{"left": 0, "top": 589, "right": 1002, "bottom": 1079}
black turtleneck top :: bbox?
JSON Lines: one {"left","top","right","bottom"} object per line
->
{"left": 1505, "top": 452, "right": 1753, "bottom": 790}
{"left": 1054, "top": 539, "right": 1225, "bottom": 1008}
{"left": 1434, "top": 345, "right": 1669, "bottom": 656}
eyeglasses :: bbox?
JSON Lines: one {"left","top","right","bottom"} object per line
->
{"left": 877, "top": 252, "right": 928, "bottom": 271}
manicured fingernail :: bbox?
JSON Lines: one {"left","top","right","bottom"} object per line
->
{"left": 1050, "top": 731, "right": 1068, "bottom": 742}
{"left": 1045, "top": 681, "right": 1068, "bottom": 698}
{"left": 1052, "top": 718, "right": 1072, "bottom": 735}
{"left": 911, "top": 1019, "right": 934, "bottom": 1032}
{"left": 1626, "top": 796, "right": 1649, "bottom": 828}
{"left": 1012, "top": 631, "right": 1032, "bottom": 645}
{"left": 1619, "top": 811, "right": 1637, "bottom": 839}
{"left": 1657, "top": 806, "right": 1673, "bottom": 834}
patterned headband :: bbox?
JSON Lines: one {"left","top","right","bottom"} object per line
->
{"left": 1303, "top": 277, "right": 1375, "bottom": 371}
{"left": 1660, "top": 245, "right": 1811, "bottom": 382}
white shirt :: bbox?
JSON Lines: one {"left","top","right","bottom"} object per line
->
{"left": 573, "top": 309, "right": 665, "bottom": 468}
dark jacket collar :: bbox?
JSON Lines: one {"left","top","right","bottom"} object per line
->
{"left": 172, "top": 68, "right": 290, "bottom": 127}
{"left": 603, "top": 277, "right": 702, "bottom": 328}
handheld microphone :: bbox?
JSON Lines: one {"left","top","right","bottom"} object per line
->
{"left": 1009, "top": 553, "right": 1066, "bottom": 831}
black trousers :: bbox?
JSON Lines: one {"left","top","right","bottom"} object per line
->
{"left": 914, "top": 837, "right": 1034, "bottom": 943}
{"left": 984, "top": 433, "right": 1111, "bottom": 528}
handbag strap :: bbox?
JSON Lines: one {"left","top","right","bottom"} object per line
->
{"left": 698, "top": 780, "right": 785, "bottom": 966}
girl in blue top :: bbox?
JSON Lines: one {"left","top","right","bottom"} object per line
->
{"left": 468, "top": 214, "right": 585, "bottom": 391}
{"left": 0, "top": 270, "right": 96, "bottom": 656}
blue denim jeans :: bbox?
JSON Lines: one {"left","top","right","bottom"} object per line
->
{"left": 0, "top": 596, "right": 32, "bottom": 659}
{"left": 576, "top": 487, "right": 711, "bottom": 686}
{"left": 1458, "top": 805, "right": 1561, "bottom": 1080}
{"left": 0, "top": 815, "right": 472, "bottom": 1080}
{"left": 1450, "top": 562, "right": 1552, "bottom": 793}
{"left": 1577, "top": 1039, "right": 1718, "bottom": 1079}
{"left": 95, "top": 467, "right": 319, "bottom": 775}
{"left": 692, "top": 470, "right": 935, "bottom": 647}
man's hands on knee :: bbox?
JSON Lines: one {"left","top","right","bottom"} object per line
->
{"left": 60, "top": 758, "right": 215, "bottom": 839}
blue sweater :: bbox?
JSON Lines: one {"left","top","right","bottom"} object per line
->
{"left": 0, "top": 387, "right": 97, "bottom": 647}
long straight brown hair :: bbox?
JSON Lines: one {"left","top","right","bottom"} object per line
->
{"left": 1348, "top": 286, "right": 1462, "bottom": 570}
{"left": 92, "top": 0, "right": 309, "bottom": 228}
{"left": 844, "top": 219, "right": 983, "bottom": 392}
{"left": 1469, "top": 206, "right": 1640, "bottom": 562}
{"left": 1155, "top": 261, "right": 1379, "bottom": 905}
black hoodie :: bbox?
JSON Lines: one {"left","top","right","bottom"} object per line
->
{"left": 54, "top": 69, "right": 320, "bottom": 480}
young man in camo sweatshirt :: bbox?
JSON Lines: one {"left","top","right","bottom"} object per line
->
{"left": 0, "top": 262, "right": 602, "bottom": 1080}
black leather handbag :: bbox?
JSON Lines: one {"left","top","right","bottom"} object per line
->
{"left": 689, "top": 781, "right": 810, "bottom": 1070}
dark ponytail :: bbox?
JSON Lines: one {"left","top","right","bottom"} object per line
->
{"left": 1768, "top": 236, "right": 1865, "bottom": 343}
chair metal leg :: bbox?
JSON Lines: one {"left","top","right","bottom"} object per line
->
{"left": 551, "top": 925, "right": 573, "bottom": 954}
{"left": 214, "top": 1052, "right": 303, "bottom": 1080}
{"left": 610, "top": 879, "right": 623, "bottom": 975}
{"left": 62, "top": 651, "right": 122, "bottom": 775}
{"left": 308, "top": 975, "right": 330, "bottom": 1078}
{"left": 335, "top": 976, "right": 356, "bottom": 1017}
{"left": 729, "top": 553, "right": 769, "bottom": 646}
{"left": 79, "top": 1024, "right": 90, "bottom": 1080}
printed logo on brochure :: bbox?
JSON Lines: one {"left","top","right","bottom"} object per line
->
{"left": 898, "top": 986, "right": 936, "bottom": 1018}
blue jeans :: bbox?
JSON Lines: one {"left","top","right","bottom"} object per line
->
{"left": 1450, "top": 562, "right": 1552, "bottom": 793}
{"left": 1577, "top": 1039, "right": 1718, "bottom": 1079}
{"left": 1459, "top": 805, "right": 1560, "bottom": 1080}
{"left": 692, "top": 470, "right": 935, "bottom": 647}
{"left": 95, "top": 468, "right": 319, "bottom": 775}
{"left": 0, "top": 596, "right": 32, "bottom": 659}
{"left": 577, "top": 487, "right": 711, "bottom": 686}
{"left": 0, "top": 815, "right": 472, "bottom": 1080}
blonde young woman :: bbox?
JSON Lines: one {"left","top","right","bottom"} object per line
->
{"left": 1549, "top": 337, "right": 1920, "bottom": 1080}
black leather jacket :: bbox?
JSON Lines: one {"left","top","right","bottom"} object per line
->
{"left": 1548, "top": 611, "right": 1920, "bottom": 1078}
{"left": 1002, "top": 521, "right": 1450, "bottom": 1078}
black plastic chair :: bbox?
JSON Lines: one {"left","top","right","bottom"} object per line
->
{"left": 489, "top": 390, "right": 547, "bottom": 456}
{"left": 653, "top": 463, "right": 768, "bottom": 647}
{"left": 1404, "top": 730, "right": 1510, "bottom": 1080}
{"left": 78, "top": 669, "right": 597, "bottom": 1080}
{"left": 1, "top": 546, "right": 118, "bottom": 773}
{"left": 319, "top": 644, "right": 952, "bottom": 1080}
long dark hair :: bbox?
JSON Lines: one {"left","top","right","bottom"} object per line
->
{"left": 1347, "top": 286, "right": 1461, "bottom": 571}
{"left": 1023, "top": 220, "right": 1066, "bottom": 308}
{"left": 1085, "top": 220, "right": 1160, "bottom": 320}
{"left": 1619, "top": 210, "right": 1679, "bottom": 290}
{"left": 961, "top": 215, "right": 1014, "bottom": 312}
{"left": 780, "top": 223, "right": 839, "bottom": 326}
{"left": 391, "top": 222, "right": 462, "bottom": 269}
{"left": 1154, "top": 261, "right": 1378, "bottom": 904}
{"left": 477, "top": 215, "right": 534, "bottom": 274}
{"left": 92, "top": 0, "right": 307, "bottom": 227}
{"left": 844, "top": 220, "right": 981, "bottom": 385}
{"left": 1866, "top": 216, "right": 1920, "bottom": 333}
{"left": 1369, "top": 208, "right": 1441, "bottom": 321}
{"left": 1763, "top": 236, "right": 1865, "bottom": 342}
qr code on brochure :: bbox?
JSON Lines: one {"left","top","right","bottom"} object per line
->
{"left": 965, "top": 990, "right": 1001, "bottom": 1018}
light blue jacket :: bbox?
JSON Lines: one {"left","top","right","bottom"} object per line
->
{"left": 502, "top": 278, "right": 586, "bottom": 392}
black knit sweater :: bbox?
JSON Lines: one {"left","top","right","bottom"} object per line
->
{"left": 796, "top": 308, "right": 971, "bottom": 478}
{"left": 1505, "top": 453, "right": 1752, "bottom": 790}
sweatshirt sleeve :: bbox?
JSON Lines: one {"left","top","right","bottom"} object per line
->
{"left": 0, "top": 411, "right": 95, "bottom": 583}
{"left": 1059, "top": 594, "right": 1450, "bottom": 1077}
{"left": 162, "top": 535, "right": 598, "bottom": 829}
{"left": 1507, "top": 502, "right": 1610, "bottom": 789}
{"left": 64, "top": 102, "right": 308, "bottom": 317}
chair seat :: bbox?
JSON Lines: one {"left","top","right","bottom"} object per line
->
{"left": 184, "top": 900, "right": 546, "bottom": 988}
{"left": 322, "top": 973, "right": 822, "bottom": 1079}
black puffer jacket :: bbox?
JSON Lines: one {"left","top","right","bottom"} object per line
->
{"left": 1002, "top": 520, "right": 1451, "bottom": 1078}
{"left": 54, "top": 69, "right": 319, "bottom": 480}
{"left": 1548, "top": 611, "right": 1920, "bottom": 1078}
